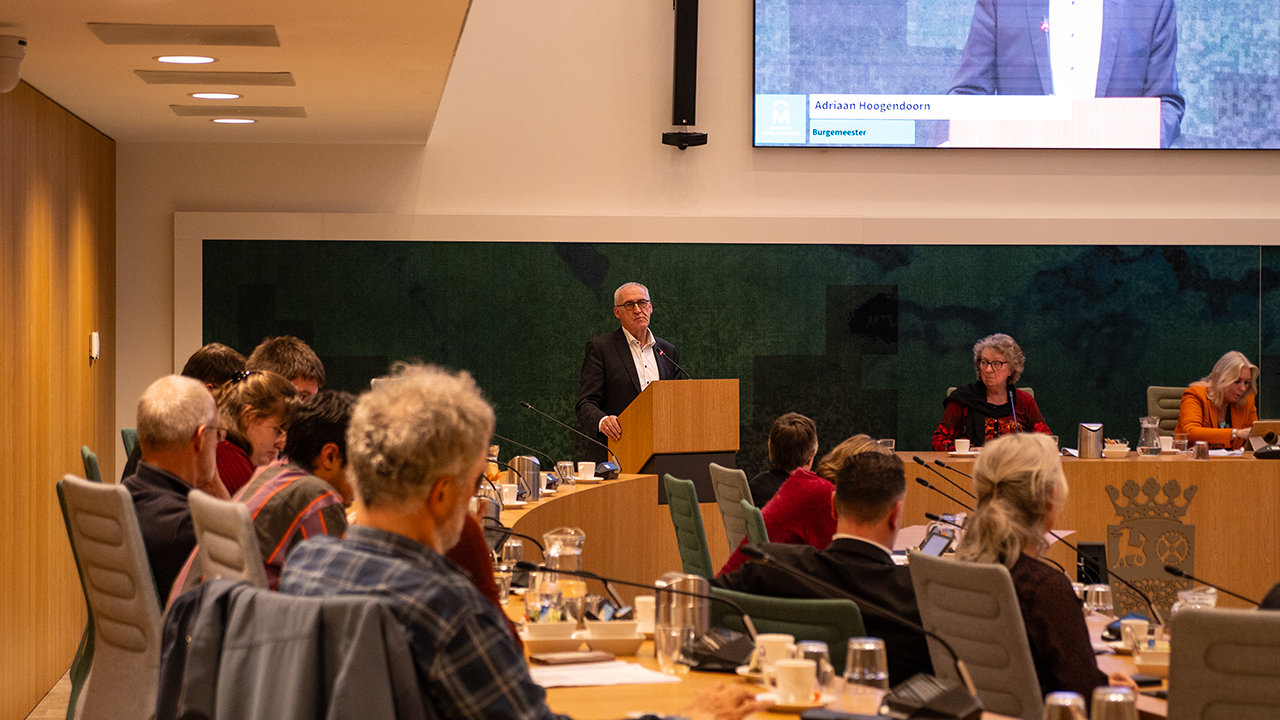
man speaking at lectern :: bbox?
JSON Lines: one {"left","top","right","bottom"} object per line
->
{"left": 576, "top": 282, "right": 682, "bottom": 463}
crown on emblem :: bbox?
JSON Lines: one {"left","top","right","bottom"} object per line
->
{"left": 1106, "top": 477, "right": 1197, "bottom": 521}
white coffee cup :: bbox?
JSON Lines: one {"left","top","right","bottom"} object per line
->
{"left": 754, "top": 633, "right": 797, "bottom": 672}
{"left": 633, "top": 595, "right": 656, "bottom": 635}
{"left": 1159, "top": 435, "right": 1174, "bottom": 452}
{"left": 500, "top": 484, "right": 519, "bottom": 504}
{"left": 772, "top": 658, "right": 817, "bottom": 705}
{"left": 1120, "top": 618, "right": 1150, "bottom": 650}
{"left": 577, "top": 461, "right": 596, "bottom": 480}
{"left": 954, "top": 438, "right": 971, "bottom": 453}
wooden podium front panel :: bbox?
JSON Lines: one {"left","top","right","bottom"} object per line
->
{"left": 613, "top": 379, "right": 740, "bottom": 474}
{"left": 901, "top": 452, "right": 1280, "bottom": 611}
{"left": 949, "top": 97, "right": 1161, "bottom": 148}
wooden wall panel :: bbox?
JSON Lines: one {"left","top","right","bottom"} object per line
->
{"left": 0, "top": 81, "right": 115, "bottom": 720}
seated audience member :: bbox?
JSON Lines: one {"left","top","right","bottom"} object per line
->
{"left": 281, "top": 363, "right": 762, "bottom": 720}
{"left": 122, "top": 342, "right": 247, "bottom": 480}
{"left": 1175, "top": 350, "right": 1258, "bottom": 449}
{"left": 123, "top": 375, "right": 228, "bottom": 599}
{"left": 714, "top": 452, "right": 932, "bottom": 685}
{"left": 932, "top": 333, "right": 1052, "bottom": 451}
{"left": 720, "top": 434, "right": 891, "bottom": 574}
{"left": 954, "top": 433, "right": 1132, "bottom": 703}
{"left": 247, "top": 334, "right": 326, "bottom": 400}
{"left": 749, "top": 413, "right": 817, "bottom": 507}
{"left": 170, "top": 390, "right": 356, "bottom": 599}
{"left": 214, "top": 370, "right": 299, "bottom": 495}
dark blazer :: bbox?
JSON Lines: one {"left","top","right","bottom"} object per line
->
{"left": 575, "top": 328, "right": 680, "bottom": 461}
{"left": 949, "top": 0, "right": 1184, "bottom": 147}
{"left": 712, "top": 537, "right": 934, "bottom": 686}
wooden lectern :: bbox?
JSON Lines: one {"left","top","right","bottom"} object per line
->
{"left": 611, "top": 379, "right": 739, "bottom": 503}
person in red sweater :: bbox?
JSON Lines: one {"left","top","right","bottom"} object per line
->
{"left": 213, "top": 369, "right": 299, "bottom": 495}
{"left": 719, "top": 433, "right": 892, "bottom": 575}
{"left": 932, "top": 333, "right": 1052, "bottom": 451}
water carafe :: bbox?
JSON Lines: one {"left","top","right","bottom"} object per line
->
{"left": 1138, "top": 415, "right": 1162, "bottom": 456}
{"left": 542, "top": 527, "right": 587, "bottom": 619}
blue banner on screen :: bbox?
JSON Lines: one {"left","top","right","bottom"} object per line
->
{"left": 753, "top": 0, "right": 1272, "bottom": 149}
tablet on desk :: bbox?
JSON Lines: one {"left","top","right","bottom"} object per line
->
{"left": 917, "top": 528, "right": 953, "bottom": 557}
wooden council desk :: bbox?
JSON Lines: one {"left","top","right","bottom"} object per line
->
{"left": 499, "top": 474, "right": 733, "bottom": 604}
{"left": 902, "top": 451, "right": 1280, "bottom": 614}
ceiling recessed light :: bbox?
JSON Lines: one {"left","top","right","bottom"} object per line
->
{"left": 191, "top": 92, "right": 241, "bottom": 100}
{"left": 156, "top": 55, "right": 216, "bottom": 64}
{"left": 212, "top": 118, "right": 255, "bottom": 124}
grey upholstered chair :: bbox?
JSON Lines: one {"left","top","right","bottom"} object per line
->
{"left": 1147, "top": 386, "right": 1183, "bottom": 436}
{"left": 57, "top": 474, "right": 162, "bottom": 720}
{"left": 1167, "top": 607, "right": 1280, "bottom": 719}
{"left": 908, "top": 552, "right": 1043, "bottom": 720}
{"left": 188, "top": 488, "right": 269, "bottom": 588}
{"left": 709, "top": 462, "right": 753, "bottom": 552}
{"left": 740, "top": 498, "right": 769, "bottom": 547}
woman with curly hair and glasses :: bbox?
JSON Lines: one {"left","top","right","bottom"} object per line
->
{"left": 932, "top": 333, "right": 1052, "bottom": 452}
{"left": 214, "top": 369, "right": 299, "bottom": 495}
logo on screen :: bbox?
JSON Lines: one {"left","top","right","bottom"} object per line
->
{"left": 755, "top": 94, "right": 807, "bottom": 144}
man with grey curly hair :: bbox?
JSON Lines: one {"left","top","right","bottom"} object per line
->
{"left": 282, "top": 363, "right": 763, "bottom": 720}
{"left": 931, "top": 333, "right": 1053, "bottom": 451}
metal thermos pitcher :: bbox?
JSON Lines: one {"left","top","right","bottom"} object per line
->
{"left": 1078, "top": 423, "right": 1103, "bottom": 459}
{"left": 512, "top": 455, "right": 541, "bottom": 501}
{"left": 655, "top": 571, "right": 710, "bottom": 638}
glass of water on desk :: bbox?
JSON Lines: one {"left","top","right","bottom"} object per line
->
{"left": 841, "top": 637, "right": 888, "bottom": 714}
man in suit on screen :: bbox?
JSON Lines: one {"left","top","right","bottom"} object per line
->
{"left": 948, "top": 0, "right": 1185, "bottom": 147}
{"left": 576, "top": 282, "right": 682, "bottom": 463}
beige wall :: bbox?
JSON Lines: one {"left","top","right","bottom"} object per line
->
{"left": 115, "top": 0, "right": 1280, "bottom": 475}
{"left": 1, "top": 82, "right": 116, "bottom": 720}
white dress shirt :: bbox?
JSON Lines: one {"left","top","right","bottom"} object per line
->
{"left": 623, "top": 326, "right": 660, "bottom": 391}
{"left": 1048, "top": 0, "right": 1104, "bottom": 98}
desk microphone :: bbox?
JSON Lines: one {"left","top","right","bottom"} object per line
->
{"left": 513, "top": 561, "right": 757, "bottom": 639}
{"left": 1164, "top": 565, "right": 1261, "bottom": 606}
{"left": 492, "top": 432, "right": 557, "bottom": 467}
{"left": 487, "top": 459, "right": 531, "bottom": 495}
{"left": 1035, "top": 529, "right": 1165, "bottom": 626}
{"left": 482, "top": 519, "right": 546, "bottom": 553}
{"left": 519, "top": 401, "right": 621, "bottom": 477}
{"left": 914, "top": 456, "right": 976, "bottom": 499}
{"left": 739, "top": 545, "right": 983, "bottom": 718}
{"left": 656, "top": 348, "right": 692, "bottom": 379}
{"left": 933, "top": 458, "right": 973, "bottom": 479}
{"left": 916, "top": 477, "right": 975, "bottom": 512}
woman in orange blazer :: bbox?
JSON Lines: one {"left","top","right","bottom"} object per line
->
{"left": 1175, "top": 351, "right": 1259, "bottom": 449}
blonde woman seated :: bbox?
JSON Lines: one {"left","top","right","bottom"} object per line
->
{"left": 955, "top": 433, "right": 1133, "bottom": 702}
{"left": 1175, "top": 351, "right": 1258, "bottom": 449}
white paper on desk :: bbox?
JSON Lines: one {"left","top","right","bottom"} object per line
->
{"left": 529, "top": 660, "right": 681, "bottom": 688}
{"left": 1045, "top": 530, "right": 1075, "bottom": 546}
{"left": 894, "top": 525, "right": 930, "bottom": 551}
{"left": 1209, "top": 449, "right": 1245, "bottom": 457}
{"left": 1063, "top": 448, "right": 1079, "bottom": 457}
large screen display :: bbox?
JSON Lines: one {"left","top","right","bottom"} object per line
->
{"left": 754, "top": 0, "right": 1277, "bottom": 149}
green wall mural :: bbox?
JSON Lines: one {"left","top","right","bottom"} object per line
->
{"left": 205, "top": 241, "right": 1276, "bottom": 477}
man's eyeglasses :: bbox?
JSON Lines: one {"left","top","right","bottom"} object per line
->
{"left": 615, "top": 299, "right": 651, "bottom": 312}
{"left": 979, "top": 359, "right": 1008, "bottom": 370}
{"left": 203, "top": 425, "right": 228, "bottom": 442}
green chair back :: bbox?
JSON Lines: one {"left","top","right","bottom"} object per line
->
{"left": 80, "top": 446, "right": 102, "bottom": 483}
{"left": 710, "top": 586, "right": 866, "bottom": 675}
{"left": 740, "top": 499, "right": 769, "bottom": 546}
{"left": 663, "top": 474, "right": 714, "bottom": 578}
{"left": 121, "top": 428, "right": 139, "bottom": 458}
{"left": 56, "top": 478, "right": 96, "bottom": 720}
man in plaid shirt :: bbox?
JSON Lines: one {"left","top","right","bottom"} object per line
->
{"left": 281, "top": 363, "right": 761, "bottom": 720}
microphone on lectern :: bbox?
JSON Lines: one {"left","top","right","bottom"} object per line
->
{"left": 916, "top": 477, "right": 975, "bottom": 512}
{"left": 518, "top": 401, "right": 620, "bottom": 477}
{"left": 656, "top": 348, "right": 692, "bottom": 379}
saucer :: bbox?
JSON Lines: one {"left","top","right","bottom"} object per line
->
{"left": 949, "top": 450, "right": 979, "bottom": 457}
{"left": 505, "top": 500, "right": 527, "bottom": 508}
{"left": 735, "top": 665, "right": 765, "bottom": 683}
{"left": 758, "top": 692, "right": 836, "bottom": 713}
{"left": 574, "top": 476, "right": 604, "bottom": 484}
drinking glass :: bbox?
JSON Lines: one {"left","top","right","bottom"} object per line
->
{"left": 1172, "top": 433, "right": 1190, "bottom": 455}
{"left": 1090, "top": 686, "right": 1138, "bottom": 720}
{"left": 525, "top": 572, "right": 564, "bottom": 623}
{"left": 1084, "top": 584, "right": 1113, "bottom": 616}
{"left": 655, "top": 623, "right": 694, "bottom": 675}
{"left": 501, "top": 538, "right": 524, "bottom": 565}
{"left": 796, "top": 640, "right": 835, "bottom": 694}
{"left": 556, "top": 461, "right": 576, "bottom": 486}
{"left": 843, "top": 637, "right": 888, "bottom": 714}
{"left": 493, "top": 564, "right": 514, "bottom": 605}
{"left": 879, "top": 439, "right": 895, "bottom": 452}
{"left": 1041, "top": 692, "right": 1086, "bottom": 720}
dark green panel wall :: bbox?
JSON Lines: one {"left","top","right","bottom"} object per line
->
{"left": 205, "top": 241, "right": 1269, "bottom": 476}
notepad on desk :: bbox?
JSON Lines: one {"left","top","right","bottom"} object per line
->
{"left": 530, "top": 660, "right": 682, "bottom": 688}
